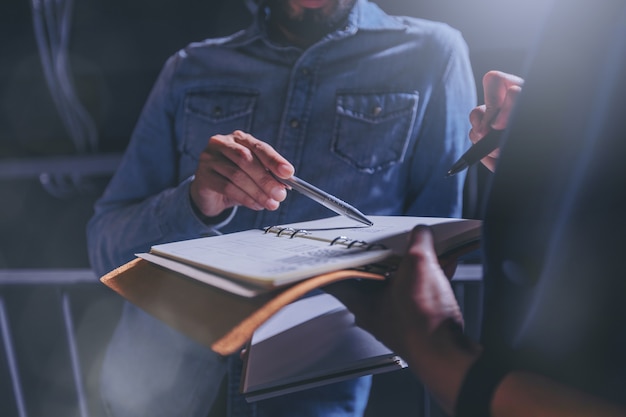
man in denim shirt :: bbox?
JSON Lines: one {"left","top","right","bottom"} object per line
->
{"left": 87, "top": 0, "right": 476, "bottom": 416}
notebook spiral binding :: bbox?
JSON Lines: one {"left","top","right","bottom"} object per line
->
{"left": 263, "top": 226, "right": 310, "bottom": 239}
{"left": 263, "top": 225, "right": 388, "bottom": 251}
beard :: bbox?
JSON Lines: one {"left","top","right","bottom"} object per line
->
{"left": 266, "top": 0, "right": 357, "bottom": 44}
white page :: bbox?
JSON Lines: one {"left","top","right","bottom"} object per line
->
{"left": 277, "top": 215, "right": 481, "bottom": 254}
{"left": 136, "top": 252, "right": 267, "bottom": 297}
{"left": 150, "top": 219, "right": 393, "bottom": 287}
{"left": 149, "top": 215, "right": 480, "bottom": 288}
{"left": 241, "top": 293, "right": 406, "bottom": 400}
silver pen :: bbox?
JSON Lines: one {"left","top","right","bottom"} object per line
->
{"left": 271, "top": 173, "right": 373, "bottom": 226}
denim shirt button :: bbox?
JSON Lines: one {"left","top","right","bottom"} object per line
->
{"left": 290, "top": 118, "right": 300, "bottom": 128}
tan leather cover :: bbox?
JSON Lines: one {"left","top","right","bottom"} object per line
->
{"left": 100, "top": 258, "right": 384, "bottom": 356}
{"left": 100, "top": 225, "right": 480, "bottom": 356}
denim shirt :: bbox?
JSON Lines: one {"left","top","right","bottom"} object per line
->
{"left": 90, "top": 3, "right": 475, "bottom": 416}
{"left": 88, "top": 0, "right": 476, "bottom": 277}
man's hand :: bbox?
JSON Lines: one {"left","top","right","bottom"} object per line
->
{"left": 190, "top": 130, "right": 295, "bottom": 218}
{"left": 469, "top": 71, "right": 524, "bottom": 172}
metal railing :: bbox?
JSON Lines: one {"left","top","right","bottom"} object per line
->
{"left": 0, "top": 269, "right": 121, "bottom": 417}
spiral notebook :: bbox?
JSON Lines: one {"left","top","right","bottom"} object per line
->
{"left": 147, "top": 215, "right": 482, "bottom": 291}
{"left": 101, "top": 214, "right": 481, "bottom": 356}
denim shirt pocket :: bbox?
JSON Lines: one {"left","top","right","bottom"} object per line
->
{"left": 332, "top": 91, "right": 419, "bottom": 173}
{"left": 181, "top": 89, "right": 259, "bottom": 165}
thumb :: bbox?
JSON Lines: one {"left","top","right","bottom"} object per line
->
{"left": 405, "top": 225, "right": 437, "bottom": 261}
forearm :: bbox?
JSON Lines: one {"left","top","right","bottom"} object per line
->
{"left": 399, "top": 322, "right": 481, "bottom": 415}
{"left": 492, "top": 372, "right": 626, "bottom": 417}
{"left": 87, "top": 179, "right": 229, "bottom": 276}
{"left": 403, "top": 325, "right": 626, "bottom": 417}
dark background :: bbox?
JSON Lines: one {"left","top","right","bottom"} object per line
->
{"left": 0, "top": 0, "right": 550, "bottom": 268}
{"left": 0, "top": 1, "right": 549, "bottom": 416}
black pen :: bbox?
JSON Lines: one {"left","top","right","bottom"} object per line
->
{"left": 446, "top": 129, "right": 504, "bottom": 177}
{"left": 270, "top": 173, "right": 373, "bottom": 226}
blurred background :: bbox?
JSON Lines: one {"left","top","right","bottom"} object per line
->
{"left": 0, "top": 0, "right": 550, "bottom": 416}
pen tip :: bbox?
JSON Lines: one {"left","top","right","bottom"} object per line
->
{"left": 445, "top": 160, "right": 467, "bottom": 178}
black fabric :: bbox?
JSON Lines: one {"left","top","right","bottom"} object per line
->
{"left": 481, "top": 0, "right": 626, "bottom": 406}
{"left": 455, "top": 351, "right": 511, "bottom": 417}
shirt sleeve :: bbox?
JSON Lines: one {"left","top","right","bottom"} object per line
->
{"left": 86, "top": 53, "right": 234, "bottom": 277}
{"left": 405, "top": 26, "right": 477, "bottom": 218}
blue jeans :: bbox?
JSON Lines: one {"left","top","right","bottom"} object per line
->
{"left": 227, "top": 354, "right": 372, "bottom": 417}
{"left": 100, "top": 304, "right": 371, "bottom": 417}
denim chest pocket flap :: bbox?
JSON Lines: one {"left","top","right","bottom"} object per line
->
{"left": 182, "top": 89, "right": 258, "bottom": 162}
{"left": 333, "top": 91, "right": 419, "bottom": 173}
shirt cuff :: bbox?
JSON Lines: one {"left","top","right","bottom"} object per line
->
{"left": 157, "top": 177, "right": 237, "bottom": 237}
{"left": 455, "top": 350, "right": 511, "bottom": 417}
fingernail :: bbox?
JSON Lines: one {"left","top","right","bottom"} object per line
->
{"left": 266, "top": 199, "right": 280, "bottom": 211}
{"left": 271, "top": 186, "right": 287, "bottom": 201}
{"left": 277, "top": 164, "right": 294, "bottom": 177}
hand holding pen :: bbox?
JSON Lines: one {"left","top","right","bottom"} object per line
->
{"left": 190, "top": 130, "right": 295, "bottom": 217}
{"left": 447, "top": 71, "right": 524, "bottom": 176}
{"left": 189, "top": 129, "right": 372, "bottom": 226}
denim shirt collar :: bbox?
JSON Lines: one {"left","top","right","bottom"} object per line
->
{"left": 242, "top": 0, "right": 406, "bottom": 48}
